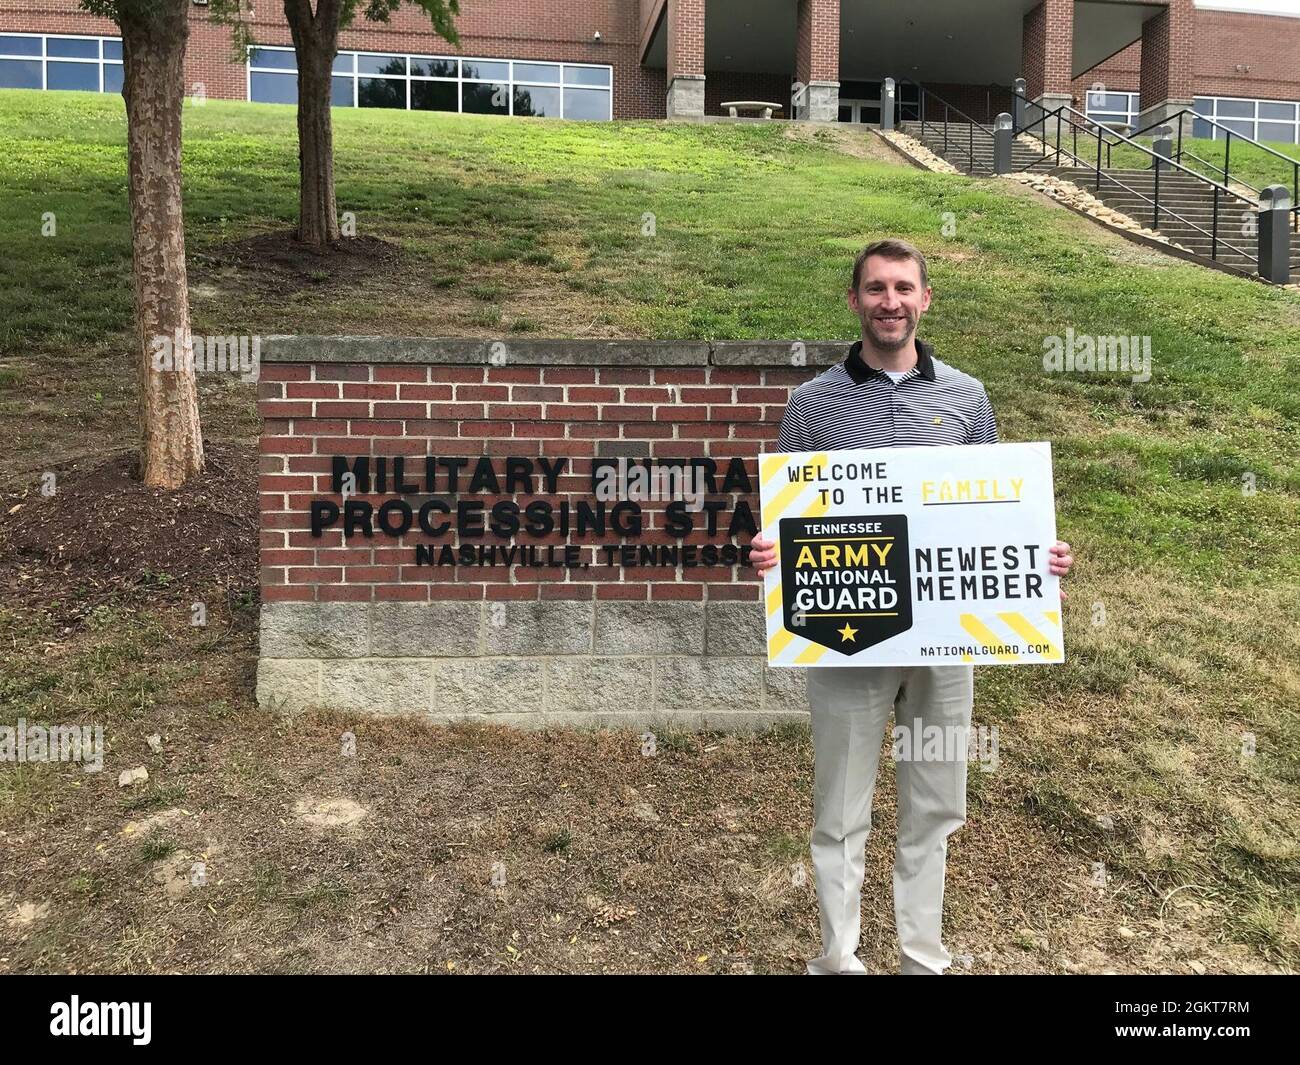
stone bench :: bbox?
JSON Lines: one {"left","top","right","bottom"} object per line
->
{"left": 721, "top": 100, "right": 783, "bottom": 119}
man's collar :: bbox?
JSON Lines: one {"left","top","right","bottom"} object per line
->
{"left": 845, "top": 337, "right": 936, "bottom": 384}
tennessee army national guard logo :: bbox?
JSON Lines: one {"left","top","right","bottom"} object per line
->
{"left": 779, "top": 514, "right": 913, "bottom": 655}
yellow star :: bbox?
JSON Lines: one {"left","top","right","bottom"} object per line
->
{"left": 837, "top": 623, "right": 858, "bottom": 643}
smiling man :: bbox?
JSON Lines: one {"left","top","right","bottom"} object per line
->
{"left": 750, "top": 239, "right": 1074, "bottom": 975}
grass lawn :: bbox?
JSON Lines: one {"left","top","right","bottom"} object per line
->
{"left": 0, "top": 89, "right": 1297, "bottom": 973}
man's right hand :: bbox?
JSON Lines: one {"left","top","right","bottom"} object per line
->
{"left": 750, "top": 534, "right": 777, "bottom": 572}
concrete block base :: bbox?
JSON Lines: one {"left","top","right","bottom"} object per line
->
{"left": 256, "top": 600, "right": 808, "bottom": 730}
{"left": 666, "top": 75, "right": 706, "bottom": 119}
{"left": 796, "top": 80, "right": 839, "bottom": 122}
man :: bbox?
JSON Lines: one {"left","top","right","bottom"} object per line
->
{"left": 749, "top": 239, "right": 1074, "bottom": 975}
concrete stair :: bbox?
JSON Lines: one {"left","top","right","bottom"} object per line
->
{"left": 898, "top": 119, "right": 1300, "bottom": 280}
{"left": 1049, "top": 166, "right": 1300, "bottom": 276}
{"left": 899, "top": 120, "right": 1058, "bottom": 174}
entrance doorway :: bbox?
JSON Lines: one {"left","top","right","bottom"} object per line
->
{"left": 837, "top": 98, "right": 879, "bottom": 125}
{"left": 837, "top": 80, "right": 921, "bottom": 126}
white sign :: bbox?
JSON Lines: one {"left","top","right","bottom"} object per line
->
{"left": 760, "top": 442, "right": 1063, "bottom": 667}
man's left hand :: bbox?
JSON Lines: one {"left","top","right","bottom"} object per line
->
{"left": 1048, "top": 541, "right": 1074, "bottom": 602}
{"left": 1049, "top": 541, "right": 1074, "bottom": 578}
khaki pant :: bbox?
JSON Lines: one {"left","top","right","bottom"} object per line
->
{"left": 804, "top": 665, "right": 973, "bottom": 975}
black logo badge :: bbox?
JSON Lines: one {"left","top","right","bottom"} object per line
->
{"left": 779, "top": 514, "right": 913, "bottom": 655}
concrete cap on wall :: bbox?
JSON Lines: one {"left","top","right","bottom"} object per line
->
{"left": 260, "top": 336, "right": 853, "bottom": 367}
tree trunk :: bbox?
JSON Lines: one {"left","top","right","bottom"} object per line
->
{"left": 121, "top": 0, "right": 203, "bottom": 489}
{"left": 287, "top": 0, "right": 340, "bottom": 245}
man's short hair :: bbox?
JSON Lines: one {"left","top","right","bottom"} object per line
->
{"left": 851, "top": 239, "right": 929, "bottom": 291}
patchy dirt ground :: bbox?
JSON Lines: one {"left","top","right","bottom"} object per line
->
{"left": 0, "top": 459, "right": 1285, "bottom": 973}
{"left": 0, "top": 651, "right": 1279, "bottom": 974}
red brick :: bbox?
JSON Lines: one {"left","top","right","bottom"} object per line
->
{"left": 488, "top": 404, "right": 544, "bottom": 419}
{"left": 343, "top": 383, "right": 398, "bottom": 400}
{"left": 457, "top": 385, "right": 510, "bottom": 401}
{"left": 399, "top": 384, "right": 454, "bottom": 400}
{"left": 599, "top": 368, "right": 651, "bottom": 384}
{"left": 486, "top": 367, "right": 542, "bottom": 383}
{"left": 543, "top": 368, "right": 598, "bottom": 384}
{"left": 429, "top": 367, "right": 485, "bottom": 383}
{"left": 375, "top": 366, "right": 429, "bottom": 383}
{"left": 316, "top": 402, "right": 371, "bottom": 417}
{"left": 286, "top": 382, "right": 341, "bottom": 399}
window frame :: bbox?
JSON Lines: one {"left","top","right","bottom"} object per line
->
{"left": 1083, "top": 88, "right": 1139, "bottom": 132}
{"left": 1192, "top": 94, "right": 1300, "bottom": 145}
{"left": 246, "top": 45, "right": 612, "bottom": 120}
{"left": 0, "top": 31, "right": 123, "bottom": 94}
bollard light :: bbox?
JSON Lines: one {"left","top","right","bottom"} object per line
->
{"left": 1258, "top": 184, "right": 1292, "bottom": 284}
{"left": 993, "top": 112, "right": 1014, "bottom": 173}
{"left": 1260, "top": 185, "right": 1292, "bottom": 212}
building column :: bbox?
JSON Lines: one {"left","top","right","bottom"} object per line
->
{"left": 1137, "top": 1, "right": 1195, "bottom": 138}
{"left": 666, "top": 0, "right": 706, "bottom": 119}
{"left": 795, "top": 0, "right": 839, "bottom": 121}
{"left": 1021, "top": 0, "right": 1074, "bottom": 125}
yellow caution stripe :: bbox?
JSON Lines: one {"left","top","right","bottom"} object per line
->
{"left": 958, "top": 614, "right": 1019, "bottom": 663}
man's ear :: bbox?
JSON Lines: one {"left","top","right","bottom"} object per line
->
{"left": 846, "top": 287, "right": 860, "bottom": 314}
{"left": 919, "top": 286, "right": 933, "bottom": 313}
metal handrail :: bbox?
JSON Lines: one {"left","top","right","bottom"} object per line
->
{"left": 897, "top": 77, "right": 997, "bottom": 175}
{"left": 1129, "top": 107, "right": 1299, "bottom": 231}
{"left": 1015, "top": 100, "right": 1120, "bottom": 171}
{"left": 1016, "top": 93, "right": 1128, "bottom": 165}
{"left": 1010, "top": 97, "right": 1256, "bottom": 264}
{"left": 1132, "top": 107, "right": 1300, "bottom": 168}
{"left": 1011, "top": 89, "right": 1260, "bottom": 208}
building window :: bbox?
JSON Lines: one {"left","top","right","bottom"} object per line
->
{"left": 0, "top": 33, "right": 123, "bottom": 93}
{"left": 1084, "top": 89, "right": 1139, "bottom": 132}
{"left": 1193, "top": 96, "right": 1299, "bottom": 145}
{"left": 248, "top": 46, "right": 613, "bottom": 120}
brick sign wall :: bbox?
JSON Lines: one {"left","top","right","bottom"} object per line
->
{"left": 256, "top": 337, "right": 849, "bottom": 728}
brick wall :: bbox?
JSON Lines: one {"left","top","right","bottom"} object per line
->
{"left": 1139, "top": 1, "right": 1195, "bottom": 109}
{"left": 795, "top": 0, "right": 838, "bottom": 86}
{"left": 665, "top": 0, "right": 703, "bottom": 79}
{"left": 1072, "top": 42, "right": 1141, "bottom": 99}
{"left": 1022, "top": 0, "right": 1073, "bottom": 100}
{"left": 925, "top": 83, "right": 1016, "bottom": 125}
{"left": 254, "top": 337, "right": 847, "bottom": 727}
{"left": 1182, "top": 10, "right": 1300, "bottom": 102}
{"left": 1075, "top": 9, "right": 1300, "bottom": 105}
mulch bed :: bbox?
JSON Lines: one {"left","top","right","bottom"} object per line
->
{"left": 0, "top": 440, "right": 258, "bottom": 626}
{"left": 194, "top": 232, "right": 402, "bottom": 296}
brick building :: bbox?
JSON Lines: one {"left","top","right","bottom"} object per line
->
{"left": 2, "top": 1, "right": 1299, "bottom": 143}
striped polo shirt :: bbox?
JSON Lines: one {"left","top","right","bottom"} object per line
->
{"left": 777, "top": 337, "right": 998, "bottom": 452}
